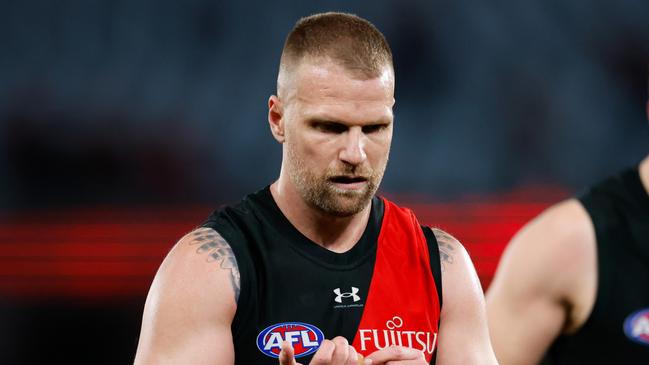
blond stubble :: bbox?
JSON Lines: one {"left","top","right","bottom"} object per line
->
{"left": 285, "top": 142, "right": 387, "bottom": 217}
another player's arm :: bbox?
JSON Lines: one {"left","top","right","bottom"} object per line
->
{"left": 433, "top": 229, "right": 499, "bottom": 365}
{"left": 134, "top": 227, "right": 239, "bottom": 365}
{"left": 486, "top": 199, "right": 596, "bottom": 365}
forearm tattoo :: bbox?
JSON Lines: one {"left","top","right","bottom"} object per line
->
{"left": 432, "top": 228, "right": 456, "bottom": 272}
{"left": 188, "top": 228, "right": 241, "bottom": 302}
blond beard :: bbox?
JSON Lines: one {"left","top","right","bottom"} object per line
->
{"left": 286, "top": 146, "right": 386, "bottom": 217}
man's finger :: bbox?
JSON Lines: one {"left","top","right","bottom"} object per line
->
{"left": 331, "top": 336, "right": 351, "bottom": 364}
{"left": 365, "top": 346, "right": 424, "bottom": 363}
{"left": 372, "top": 361, "right": 422, "bottom": 365}
{"left": 347, "top": 345, "right": 373, "bottom": 365}
{"left": 346, "top": 344, "right": 359, "bottom": 365}
{"left": 310, "top": 339, "right": 335, "bottom": 365}
{"left": 357, "top": 353, "right": 374, "bottom": 365}
{"left": 279, "top": 340, "right": 300, "bottom": 365}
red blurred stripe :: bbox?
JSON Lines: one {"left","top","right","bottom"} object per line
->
{"left": 0, "top": 277, "right": 154, "bottom": 297}
{"left": 0, "top": 243, "right": 171, "bottom": 259}
{"left": 0, "top": 261, "right": 160, "bottom": 277}
{"left": 0, "top": 190, "right": 564, "bottom": 298}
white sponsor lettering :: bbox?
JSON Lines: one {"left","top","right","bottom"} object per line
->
{"left": 359, "top": 330, "right": 373, "bottom": 351}
{"left": 373, "top": 329, "right": 389, "bottom": 349}
{"left": 415, "top": 331, "right": 426, "bottom": 350}
{"left": 358, "top": 316, "right": 437, "bottom": 354}
{"left": 402, "top": 330, "right": 416, "bottom": 347}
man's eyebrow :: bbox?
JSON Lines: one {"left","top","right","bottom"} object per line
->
{"left": 306, "top": 117, "right": 346, "bottom": 125}
{"left": 306, "top": 117, "right": 392, "bottom": 125}
{"left": 370, "top": 117, "right": 392, "bottom": 125}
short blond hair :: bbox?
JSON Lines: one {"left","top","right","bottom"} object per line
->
{"left": 279, "top": 12, "right": 393, "bottom": 80}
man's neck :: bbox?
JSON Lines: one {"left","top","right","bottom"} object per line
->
{"left": 269, "top": 180, "right": 372, "bottom": 253}
{"left": 639, "top": 154, "right": 649, "bottom": 196}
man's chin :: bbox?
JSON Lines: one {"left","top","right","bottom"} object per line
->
{"left": 321, "top": 205, "right": 364, "bottom": 217}
{"left": 329, "top": 186, "right": 368, "bottom": 197}
{"left": 321, "top": 191, "right": 372, "bottom": 217}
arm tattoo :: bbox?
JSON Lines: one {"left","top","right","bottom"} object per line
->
{"left": 188, "top": 228, "right": 241, "bottom": 302}
{"left": 432, "top": 228, "right": 456, "bottom": 272}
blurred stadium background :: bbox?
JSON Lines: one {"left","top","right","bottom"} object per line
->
{"left": 0, "top": 0, "right": 648, "bottom": 363}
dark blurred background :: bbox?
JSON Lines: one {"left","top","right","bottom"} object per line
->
{"left": 0, "top": 0, "right": 648, "bottom": 364}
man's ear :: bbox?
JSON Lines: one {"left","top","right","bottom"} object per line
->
{"left": 268, "top": 95, "right": 285, "bottom": 143}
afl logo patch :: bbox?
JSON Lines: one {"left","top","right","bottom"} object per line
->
{"left": 623, "top": 308, "right": 649, "bottom": 346}
{"left": 256, "top": 322, "right": 324, "bottom": 358}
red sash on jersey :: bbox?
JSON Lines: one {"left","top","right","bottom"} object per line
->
{"left": 351, "top": 198, "right": 440, "bottom": 362}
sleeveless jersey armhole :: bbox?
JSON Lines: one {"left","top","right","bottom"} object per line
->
{"left": 421, "top": 226, "right": 443, "bottom": 310}
{"left": 422, "top": 226, "right": 442, "bottom": 365}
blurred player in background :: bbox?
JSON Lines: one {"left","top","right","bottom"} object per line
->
{"left": 487, "top": 71, "right": 649, "bottom": 363}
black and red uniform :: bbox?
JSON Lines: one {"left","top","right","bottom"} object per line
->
{"left": 202, "top": 187, "right": 443, "bottom": 364}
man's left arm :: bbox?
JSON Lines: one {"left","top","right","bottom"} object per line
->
{"left": 433, "top": 229, "right": 498, "bottom": 365}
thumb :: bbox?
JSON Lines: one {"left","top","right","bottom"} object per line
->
{"left": 279, "top": 340, "right": 301, "bottom": 365}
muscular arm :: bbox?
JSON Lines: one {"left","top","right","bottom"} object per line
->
{"left": 486, "top": 199, "right": 597, "bottom": 365}
{"left": 433, "top": 229, "right": 498, "bottom": 365}
{"left": 134, "top": 228, "right": 240, "bottom": 365}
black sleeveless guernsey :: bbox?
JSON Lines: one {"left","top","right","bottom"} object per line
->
{"left": 543, "top": 168, "right": 649, "bottom": 364}
{"left": 202, "top": 187, "right": 443, "bottom": 364}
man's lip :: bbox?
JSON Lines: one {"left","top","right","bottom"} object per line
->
{"left": 329, "top": 176, "right": 368, "bottom": 183}
{"left": 328, "top": 176, "right": 369, "bottom": 190}
{"left": 330, "top": 181, "right": 367, "bottom": 191}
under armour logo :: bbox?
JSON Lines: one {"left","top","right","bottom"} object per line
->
{"left": 333, "top": 287, "right": 361, "bottom": 303}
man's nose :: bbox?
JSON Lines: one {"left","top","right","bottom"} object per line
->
{"left": 339, "top": 127, "right": 367, "bottom": 165}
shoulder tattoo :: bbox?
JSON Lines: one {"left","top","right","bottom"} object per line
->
{"left": 432, "top": 228, "right": 457, "bottom": 272}
{"left": 188, "top": 227, "right": 241, "bottom": 302}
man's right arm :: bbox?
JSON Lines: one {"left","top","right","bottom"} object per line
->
{"left": 486, "top": 199, "right": 597, "bottom": 365}
{"left": 134, "top": 227, "right": 239, "bottom": 365}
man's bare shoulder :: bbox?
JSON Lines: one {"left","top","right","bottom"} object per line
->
{"left": 145, "top": 227, "right": 239, "bottom": 325}
{"left": 162, "top": 227, "right": 241, "bottom": 303}
{"left": 526, "top": 198, "right": 594, "bottom": 248}
{"left": 430, "top": 228, "right": 483, "bottom": 295}
{"left": 499, "top": 198, "right": 595, "bottom": 289}
{"left": 431, "top": 228, "right": 477, "bottom": 279}
{"left": 134, "top": 228, "right": 239, "bottom": 364}
{"left": 431, "top": 228, "right": 462, "bottom": 273}
{"left": 487, "top": 197, "right": 598, "bottom": 324}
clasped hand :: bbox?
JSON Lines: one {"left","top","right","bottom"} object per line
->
{"left": 279, "top": 336, "right": 427, "bottom": 365}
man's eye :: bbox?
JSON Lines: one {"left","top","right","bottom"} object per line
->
{"left": 314, "top": 123, "right": 347, "bottom": 133}
{"left": 362, "top": 124, "right": 387, "bottom": 134}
